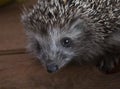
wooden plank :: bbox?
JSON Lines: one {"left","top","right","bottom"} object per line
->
{"left": 0, "top": 0, "right": 37, "bottom": 51}
{"left": 0, "top": 54, "right": 120, "bottom": 89}
{"left": 0, "top": 4, "right": 26, "bottom": 50}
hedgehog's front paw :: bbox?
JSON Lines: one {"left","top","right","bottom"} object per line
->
{"left": 96, "top": 58, "right": 119, "bottom": 74}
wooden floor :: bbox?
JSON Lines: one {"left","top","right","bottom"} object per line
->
{"left": 0, "top": 2, "right": 120, "bottom": 89}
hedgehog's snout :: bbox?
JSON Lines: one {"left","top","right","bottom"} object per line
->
{"left": 47, "top": 64, "right": 58, "bottom": 73}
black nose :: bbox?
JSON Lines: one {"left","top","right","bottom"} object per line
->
{"left": 47, "top": 64, "right": 58, "bottom": 73}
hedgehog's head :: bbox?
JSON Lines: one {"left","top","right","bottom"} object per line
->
{"left": 21, "top": 0, "right": 95, "bottom": 73}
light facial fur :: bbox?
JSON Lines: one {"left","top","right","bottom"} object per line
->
{"left": 22, "top": 0, "right": 120, "bottom": 73}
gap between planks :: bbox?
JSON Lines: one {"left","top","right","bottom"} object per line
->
{"left": 0, "top": 48, "right": 26, "bottom": 56}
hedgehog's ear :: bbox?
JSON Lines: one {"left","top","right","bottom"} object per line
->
{"left": 69, "top": 18, "right": 87, "bottom": 31}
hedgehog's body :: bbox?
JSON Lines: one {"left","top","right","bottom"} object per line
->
{"left": 22, "top": 0, "right": 120, "bottom": 73}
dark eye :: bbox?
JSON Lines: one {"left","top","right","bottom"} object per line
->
{"left": 61, "top": 37, "right": 72, "bottom": 48}
{"left": 34, "top": 40, "right": 41, "bottom": 53}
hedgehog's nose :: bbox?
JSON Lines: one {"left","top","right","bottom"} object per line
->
{"left": 47, "top": 64, "right": 58, "bottom": 73}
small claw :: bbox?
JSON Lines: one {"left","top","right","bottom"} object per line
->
{"left": 96, "top": 60, "right": 115, "bottom": 74}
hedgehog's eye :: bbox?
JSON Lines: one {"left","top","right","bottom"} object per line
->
{"left": 60, "top": 37, "right": 72, "bottom": 48}
{"left": 34, "top": 40, "right": 42, "bottom": 53}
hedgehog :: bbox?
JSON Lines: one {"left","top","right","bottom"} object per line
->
{"left": 21, "top": 0, "right": 120, "bottom": 73}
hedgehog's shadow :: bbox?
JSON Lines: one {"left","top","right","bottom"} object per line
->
{"left": 64, "top": 60, "right": 120, "bottom": 74}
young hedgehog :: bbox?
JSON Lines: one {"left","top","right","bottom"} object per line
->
{"left": 22, "top": 0, "right": 120, "bottom": 73}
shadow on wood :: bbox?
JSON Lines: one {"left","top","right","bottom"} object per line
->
{"left": 0, "top": 54, "right": 120, "bottom": 89}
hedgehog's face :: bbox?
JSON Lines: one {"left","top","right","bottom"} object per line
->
{"left": 34, "top": 30, "right": 75, "bottom": 73}
{"left": 21, "top": 0, "right": 92, "bottom": 73}
{"left": 25, "top": 18, "right": 88, "bottom": 73}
